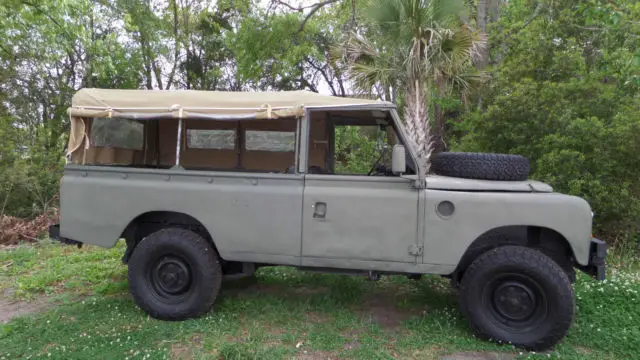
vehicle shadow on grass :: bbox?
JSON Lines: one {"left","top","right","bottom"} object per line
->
{"left": 221, "top": 268, "right": 458, "bottom": 324}
{"left": 0, "top": 266, "right": 522, "bottom": 359}
{"left": 213, "top": 267, "right": 515, "bottom": 359}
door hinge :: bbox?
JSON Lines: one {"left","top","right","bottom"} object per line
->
{"left": 409, "top": 245, "right": 423, "bottom": 256}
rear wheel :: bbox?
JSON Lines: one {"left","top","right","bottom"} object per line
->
{"left": 459, "top": 246, "right": 574, "bottom": 350}
{"left": 128, "top": 228, "right": 222, "bottom": 320}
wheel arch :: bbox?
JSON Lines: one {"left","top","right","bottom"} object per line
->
{"left": 120, "top": 211, "right": 218, "bottom": 264}
{"left": 450, "top": 225, "right": 576, "bottom": 285}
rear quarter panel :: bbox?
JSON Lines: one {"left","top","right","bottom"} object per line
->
{"left": 59, "top": 166, "right": 304, "bottom": 264}
{"left": 423, "top": 190, "right": 593, "bottom": 267}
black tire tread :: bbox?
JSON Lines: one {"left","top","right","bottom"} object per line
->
{"left": 432, "top": 152, "right": 530, "bottom": 181}
{"left": 128, "top": 228, "right": 222, "bottom": 321}
{"left": 459, "top": 246, "right": 574, "bottom": 350}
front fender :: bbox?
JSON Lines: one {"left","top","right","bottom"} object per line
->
{"left": 423, "top": 190, "right": 593, "bottom": 267}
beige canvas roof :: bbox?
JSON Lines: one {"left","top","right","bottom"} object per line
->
{"left": 68, "top": 88, "right": 393, "bottom": 119}
{"left": 66, "top": 88, "right": 393, "bottom": 159}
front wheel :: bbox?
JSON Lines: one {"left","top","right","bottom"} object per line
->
{"left": 459, "top": 246, "right": 574, "bottom": 350}
{"left": 128, "top": 228, "right": 222, "bottom": 320}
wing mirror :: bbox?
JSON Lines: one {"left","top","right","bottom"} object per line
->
{"left": 391, "top": 144, "right": 406, "bottom": 175}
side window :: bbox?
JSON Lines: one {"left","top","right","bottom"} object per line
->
{"left": 306, "top": 110, "right": 414, "bottom": 176}
{"left": 187, "top": 129, "right": 236, "bottom": 150}
{"left": 333, "top": 125, "right": 393, "bottom": 175}
{"left": 90, "top": 117, "right": 144, "bottom": 150}
{"left": 246, "top": 130, "right": 295, "bottom": 152}
{"left": 240, "top": 119, "right": 298, "bottom": 173}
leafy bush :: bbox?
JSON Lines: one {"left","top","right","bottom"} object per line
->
{"left": 454, "top": 0, "right": 640, "bottom": 247}
{"left": 456, "top": 80, "right": 640, "bottom": 246}
{"left": 334, "top": 125, "right": 380, "bottom": 174}
{"left": 0, "top": 126, "right": 63, "bottom": 219}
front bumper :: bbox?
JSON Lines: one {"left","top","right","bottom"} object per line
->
{"left": 577, "top": 238, "right": 606, "bottom": 281}
{"left": 48, "top": 224, "right": 83, "bottom": 248}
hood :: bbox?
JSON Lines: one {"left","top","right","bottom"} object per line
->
{"left": 426, "top": 175, "right": 553, "bottom": 193}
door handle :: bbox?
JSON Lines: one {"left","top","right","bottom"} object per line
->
{"left": 312, "top": 202, "right": 327, "bottom": 219}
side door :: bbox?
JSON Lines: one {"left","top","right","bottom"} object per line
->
{"left": 301, "top": 175, "right": 420, "bottom": 269}
{"left": 299, "top": 110, "right": 422, "bottom": 270}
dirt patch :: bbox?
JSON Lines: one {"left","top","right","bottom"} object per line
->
{"left": 358, "top": 292, "right": 423, "bottom": 329}
{"left": 294, "top": 350, "right": 337, "bottom": 360}
{"left": 306, "top": 311, "right": 331, "bottom": 324}
{"left": 439, "top": 351, "right": 516, "bottom": 360}
{"left": 188, "top": 333, "right": 204, "bottom": 346}
{"left": 402, "top": 346, "right": 444, "bottom": 359}
{"left": 292, "top": 286, "right": 330, "bottom": 295}
{"left": 343, "top": 339, "right": 360, "bottom": 350}
{"left": 0, "top": 296, "right": 56, "bottom": 323}
{"left": 225, "top": 283, "right": 330, "bottom": 299}
{"left": 170, "top": 343, "right": 193, "bottom": 360}
{"left": 223, "top": 283, "right": 283, "bottom": 298}
{"left": 338, "top": 328, "right": 362, "bottom": 351}
{"left": 574, "top": 346, "right": 593, "bottom": 355}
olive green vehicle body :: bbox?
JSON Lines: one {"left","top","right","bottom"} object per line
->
{"left": 56, "top": 104, "right": 597, "bottom": 278}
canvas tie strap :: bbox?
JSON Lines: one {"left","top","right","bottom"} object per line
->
{"left": 170, "top": 104, "right": 185, "bottom": 118}
{"left": 260, "top": 103, "right": 273, "bottom": 119}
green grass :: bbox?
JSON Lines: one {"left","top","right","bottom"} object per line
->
{"left": 0, "top": 239, "right": 128, "bottom": 299}
{"left": 0, "top": 240, "right": 639, "bottom": 360}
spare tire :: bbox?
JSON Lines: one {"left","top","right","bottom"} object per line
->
{"left": 431, "top": 152, "right": 530, "bottom": 181}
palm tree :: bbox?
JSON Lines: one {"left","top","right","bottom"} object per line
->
{"left": 335, "top": 0, "right": 486, "bottom": 175}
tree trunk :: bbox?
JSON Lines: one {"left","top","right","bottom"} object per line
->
{"left": 432, "top": 103, "right": 446, "bottom": 153}
{"left": 489, "top": 0, "right": 501, "bottom": 23}
{"left": 85, "top": 1, "right": 95, "bottom": 88}
{"left": 476, "top": 0, "right": 489, "bottom": 70}
{"left": 403, "top": 79, "right": 432, "bottom": 176}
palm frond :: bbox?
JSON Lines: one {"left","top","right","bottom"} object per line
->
{"left": 335, "top": 0, "right": 486, "bottom": 171}
{"left": 429, "top": 0, "right": 467, "bottom": 27}
{"left": 364, "top": 0, "right": 407, "bottom": 41}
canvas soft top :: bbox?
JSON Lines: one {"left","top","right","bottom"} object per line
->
{"left": 66, "top": 88, "right": 393, "bottom": 159}
{"left": 68, "top": 88, "right": 392, "bottom": 120}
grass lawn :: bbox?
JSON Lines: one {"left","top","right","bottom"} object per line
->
{"left": 0, "top": 240, "right": 639, "bottom": 360}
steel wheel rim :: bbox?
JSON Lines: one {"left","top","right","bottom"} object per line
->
{"left": 148, "top": 255, "right": 193, "bottom": 301}
{"left": 482, "top": 273, "right": 549, "bottom": 332}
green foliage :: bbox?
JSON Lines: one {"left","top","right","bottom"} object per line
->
{"left": 455, "top": 0, "right": 640, "bottom": 245}
{"left": 233, "top": 12, "right": 321, "bottom": 89}
{"left": 0, "top": 102, "right": 61, "bottom": 218}
{"left": 334, "top": 126, "right": 380, "bottom": 174}
{"left": 0, "top": 0, "right": 637, "bottom": 251}
{"left": 0, "top": 140, "right": 64, "bottom": 219}
{"left": 231, "top": 3, "right": 349, "bottom": 94}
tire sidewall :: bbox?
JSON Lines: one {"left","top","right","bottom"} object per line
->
{"left": 128, "top": 229, "right": 221, "bottom": 320}
{"left": 432, "top": 152, "right": 530, "bottom": 181}
{"left": 460, "top": 247, "right": 574, "bottom": 349}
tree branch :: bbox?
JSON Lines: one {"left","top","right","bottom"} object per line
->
{"left": 19, "top": 0, "right": 84, "bottom": 71}
{"left": 305, "top": 56, "right": 338, "bottom": 95}
{"left": 271, "top": 0, "right": 305, "bottom": 12}
{"left": 298, "top": 0, "right": 341, "bottom": 33}
{"left": 165, "top": 0, "right": 180, "bottom": 90}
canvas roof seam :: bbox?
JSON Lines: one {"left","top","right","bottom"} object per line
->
{"left": 70, "top": 105, "right": 295, "bottom": 110}
{"left": 69, "top": 104, "right": 387, "bottom": 111}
